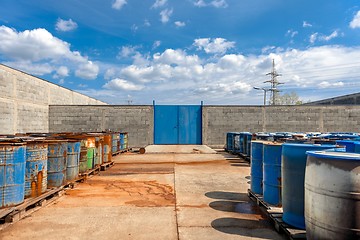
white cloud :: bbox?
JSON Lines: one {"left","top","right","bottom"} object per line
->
{"left": 103, "top": 78, "right": 144, "bottom": 91}
{"left": 75, "top": 61, "right": 99, "bottom": 80}
{"left": 309, "top": 30, "right": 340, "bottom": 43}
{"left": 144, "top": 19, "right": 151, "bottom": 27}
{"left": 309, "top": 33, "right": 318, "bottom": 44}
{"left": 119, "top": 46, "right": 139, "bottom": 58}
{"left": 3, "top": 61, "right": 53, "bottom": 76}
{"left": 350, "top": 11, "right": 360, "bottom": 29}
{"left": 56, "top": 66, "right": 69, "bottom": 77}
{"left": 286, "top": 29, "right": 298, "bottom": 38}
{"left": 0, "top": 25, "right": 99, "bottom": 80}
{"left": 318, "top": 81, "right": 344, "bottom": 88}
{"left": 175, "top": 21, "right": 186, "bottom": 27}
{"left": 193, "top": 38, "right": 235, "bottom": 54}
{"left": 112, "top": 0, "right": 127, "bottom": 10}
{"left": 303, "top": 21, "right": 312, "bottom": 28}
{"left": 152, "top": 0, "right": 167, "bottom": 9}
{"left": 58, "top": 79, "right": 65, "bottom": 84}
{"left": 160, "top": 8, "right": 173, "bottom": 23}
{"left": 98, "top": 44, "right": 360, "bottom": 104}
{"left": 55, "top": 19, "right": 78, "bottom": 32}
{"left": 152, "top": 40, "right": 161, "bottom": 49}
{"left": 193, "top": 0, "right": 228, "bottom": 8}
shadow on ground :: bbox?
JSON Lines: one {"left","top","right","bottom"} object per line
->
{"left": 205, "top": 191, "right": 248, "bottom": 201}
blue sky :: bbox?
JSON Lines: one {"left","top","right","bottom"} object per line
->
{"left": 1, "top": 0, "right": 360, "bottom": 105}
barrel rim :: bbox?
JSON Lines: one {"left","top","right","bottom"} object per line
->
{"left": 306, "top": 150, "right": 360, "bottom": 160}
{"left": 282, "top": 143, "right": 336, "bottom": 148}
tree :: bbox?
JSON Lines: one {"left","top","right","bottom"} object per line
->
{"left": 276, "top": 91, "right": 303, "bottom": 105}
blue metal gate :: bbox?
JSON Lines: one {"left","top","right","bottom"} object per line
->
{"left": 154, "top": 105, "right": 202, "bottom": 144}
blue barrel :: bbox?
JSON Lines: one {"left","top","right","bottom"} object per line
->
{"left": 282, "top": 143, "right": 336, "bottom": 229}
{"left": 111, "top": 133, "right": 119, "bottom": 154}
{"left": 233, "top": 133, "right": 240, "bottom": 153}
{"left": 263, "top": 142, "right": 282, "bottom": 206}
{"left": 66, "top": 141, "right": 80, "bottom": 182}
{"left": 305, "top": 151, "right": 360, "bottom": 239}
{"left": 250, "top": 141, "right": 264, "bottom": 194}
{"left": 0, "top": 143, "right": 26, "bottom": 208}
{"left": 336, "top": 140, "right": 358, "bottom": 153}
{"left": 226, "top": 132, "right": 235, "bottom": 152}
{"left": 239, "top": 133, "right": 244, "bottom": 154}
{"left": 25, "top": 142, "right": 48, "bottom": 198}
{"left": 243, "top": 132, "right": 252, "bottom": 156}
{"left": 47, "top": 141, "right": 67, "bottom": 188}
{"left": 355, "top": 142, "right": 360, "bottom": 153}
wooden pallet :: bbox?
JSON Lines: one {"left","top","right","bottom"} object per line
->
{"left": 247, "top": 189, "right": 307, "bottom": 240}
{"left": 0, "top": 187, "right": 65, "bottom": 229}
{"left": 247, "top": 189, "right": 270, "bottom": 209}
{"left": 269, "top": 213, "right": 307, "bottom": 239}
{"left": 79, "top": 166, "right": 100, "bottom": 179}
{"left": 100, "top": 161, "right": 114, "bottom": 171}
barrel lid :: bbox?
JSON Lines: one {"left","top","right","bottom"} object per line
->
{"left": 263, "top": 141, "right": 283, "bottom": 146}
{"left": 307, "top": 150, "right": 360, "bottom": 160}
{"left": 282, "top": 143, "right": 336, "bottom": 148}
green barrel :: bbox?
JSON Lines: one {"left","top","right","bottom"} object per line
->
{"left": 87, "top": 147, "right": 95, "bottom": 170}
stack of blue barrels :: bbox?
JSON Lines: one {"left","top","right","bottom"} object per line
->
{"left": 246, "top": 131, "right": 360, "bottom": 240}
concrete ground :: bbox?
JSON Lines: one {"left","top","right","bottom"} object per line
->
{"left": 0, "top": 145, "right": 285, "bottom": 240}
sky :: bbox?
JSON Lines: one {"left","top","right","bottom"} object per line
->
{"left": 1, "top": 0, "right": 360, "bottom": 105}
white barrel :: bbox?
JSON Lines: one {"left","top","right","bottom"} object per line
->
{"left": 305, "top": 151, "right": 360, "bottom": 240}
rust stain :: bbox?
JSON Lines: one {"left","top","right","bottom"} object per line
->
{"left": 66, "top": 179, "right": 175, "bottom": 207}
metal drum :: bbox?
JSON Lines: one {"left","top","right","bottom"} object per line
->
{"left": 25, "top": 142, "right": 48, "bottom": 198}
{"left": 0, "top": 143, "right": 26, "bottom": 208}
{"left": 243, "top": 132, "right": 252, "bottom": 156}
{"left": 226, "top": 132, "right": 237, "bottom": 152}
{"left": 66, "top": 141, "right": 80, "bottom": 182}
{"left": 47, "top": 141, "right": 67, "bottom": 188}
{"left": 239, "top": 133, "right": 244, "bottom": 154}
{"left": 355, "top": 142, "right": 360, "bottom": 154}
{"left": 120, "top": 132, "right": 128, "bottom": 150}
{"left": 86, "top": 137, "right": 96, "bottom": 170}
{"left": 233, "top": 133, "right": 241, "bottom": 153}
{"left": 79, "top": 139, "right": 88, "bottom": 173}
{"left": 281, "top": 143, "right": 336, "bottom": 229}
{"left": 250, "top": 140, "right": 264, "bottom": 194}
{"left": 263, "top": 142, "right": 282, "bottom": 206}
{"left": 336, "top": 140, "right": 357, "bottom": 153}
{"left": 111, "top": 133, "right": 119, "bottom": 154}
{"left": 305, "top": 151, "right": 360, "bottom": 240}
{"left": 103, "top": 134, "right": 112, "bottom": 163}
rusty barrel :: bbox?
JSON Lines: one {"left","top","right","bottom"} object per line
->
{"left": 103, "top": 134, "right": 112, "bottom": 163}
{"left": 86, "top": 137, "right": 96, "bottom": 170}
{"left": 281, "top": 143, "right": 336, "bottom": 229}
{"left": 250, "top": 140, "right": 264, "bottom": 194}
{"left": 111, "top": 133, "right": 119, "bottom": 154}
{"left": 94, "top": 135, "right": 104, "bottom": 166}
{"left": 66, "top": 141, "right": 80, "bottom": 182}
{"left": 0, "top": 143, "right": 26, "bottom": 208}
{"left": 47, "top": 141, "right": 67, "bottom": 188}
{"left": 263, "top": 142, "right": 282, "bottom": 206}
{"left": 305, "top": 151, "right": 360, "bottom": 239}
{"left": 25, "top": 142, "right": 48, "bottom": 198}
{"left": 79, "top": 139, "right": 88, "bottom": 173}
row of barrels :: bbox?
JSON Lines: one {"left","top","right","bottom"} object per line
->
{"left": 248, "top": 139, "right": 359, "bottom": 240}
{"left": 0, "top": 131, "right": 128, "bottom": 209}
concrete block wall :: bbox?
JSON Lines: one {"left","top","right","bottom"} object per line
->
{"left": 202, "top": 105, "right": 360, "bottom": 147}
{"left": 0, "top": 64, "right": 107, "bottom": 134}
{"left": 49, "top": 105, "right": 153, "bottom": 147}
